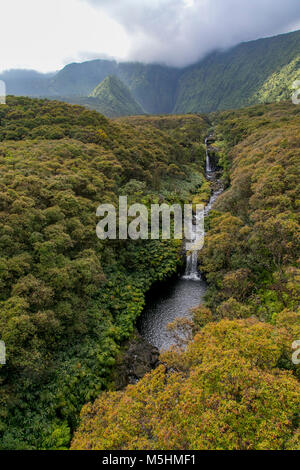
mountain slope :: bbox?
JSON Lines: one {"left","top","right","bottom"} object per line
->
{"left": 116, "top": 63, "right": 181, "bottom": 114}
{"left": 0, "top": 69, "right": 54, "bottom": 96}
{"left": 48, "top": 59, "right": 118, "bottom": 96}
{"left": 174, "top": 29, "right": 300, "bottom": 113}
{"left": 1, "top": 29, "right": 300, "bottom": 114}
{"left": 47, "top": 61, "right": 181, "bottom": 114}
{"left": 250, "top": 55, "right": 300, "bottom": 104}
{"left": 89, "top": 75, "right": 144, "bottom": 117}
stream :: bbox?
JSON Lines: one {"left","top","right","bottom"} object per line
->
{"left": 138, "top": 136, "right": 223, "bottom": 351}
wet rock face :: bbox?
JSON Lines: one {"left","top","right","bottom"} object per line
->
{"left": 206, "top": 135, "right": 220, "bottom": 172}
{"left": 112, "top": 332, "right": 160, "bottom": 390}
{"left": 206, "top": 136, "right": 215, "bottom": 145}
{"left": 208, "top": 147, "right": 219, "bottom": 170}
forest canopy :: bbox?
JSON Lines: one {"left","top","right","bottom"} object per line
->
{"left": 72, "top": 102, "right": 300, "bottom": 451}
{"left": 0, "top": 97, "right": 299, "bottom": 450}
{"left": 0, "top": 97, "right": 209, "bottom": 449}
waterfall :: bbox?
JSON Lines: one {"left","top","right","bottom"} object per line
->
{"left": 183, "top": 249, "right": 200, "bottom": 281}
{"left": 182, "top": 135, "right": 222, "bottom": 281}
{"left": 205, "top": 137, "right": 213, "bottom": 173}
{"left": 139, "top": 134, "right": 224, "bottom": 350}
{"left": 182, "top": 204, "right": 204, "bottom": 281}
{"left": 183, "top": 196, "right": 205, "bottom": 281}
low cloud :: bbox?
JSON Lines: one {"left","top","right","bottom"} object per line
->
{"left": 84, "top": 0, "right": 300, "bottom": 67}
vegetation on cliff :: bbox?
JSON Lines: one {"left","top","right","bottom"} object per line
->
{"left": 89, "top": 76, "right": 144, "bottom": 117}
{"left": 203, "top": 102, "right": 300, "bottom": 319}
{"left": 174, "top": 30, "right": 300, "bottom": 113}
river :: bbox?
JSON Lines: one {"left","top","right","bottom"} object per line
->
{"left": 138, "top": 136, "right": 222, "bottom": 350}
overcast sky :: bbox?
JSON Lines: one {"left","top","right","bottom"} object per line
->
{"left": 1, "top": 0, "right": 300, "bottom": 72}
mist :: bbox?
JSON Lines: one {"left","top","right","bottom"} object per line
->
{"left": 85, "top": 0, "right": 300, "bottom": 67}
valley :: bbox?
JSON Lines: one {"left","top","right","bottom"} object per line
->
{"left": 1, "top": 0, "right": 300, "bottom": 456}
{"left": 0, "top": 96, "right": 299, "bottom": 450}
{"left": 138, "top": 137, "right": 223, "bottom": 350}
{"left": 72, "top": 101, "right": 300, "bottom": 450}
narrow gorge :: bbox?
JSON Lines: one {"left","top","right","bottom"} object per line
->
{"left": 138, "top": 136, "right": 223, "bottom": 350}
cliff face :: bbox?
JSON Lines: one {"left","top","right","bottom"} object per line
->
{"left": 110, "top": 332, "right": 160, "bottom": 390}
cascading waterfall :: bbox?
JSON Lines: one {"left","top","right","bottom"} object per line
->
{"left": 182, "top": 210, "right": 203, "bottom": 281}
{"left": 182, "top": 136, "right": 219, "bottom": 281}
{"left": 184, "top": 250, "right": 199, "bottom": 281}
{"left": 205, "top": 137, "right": 213, "bottom": 173}
{"left": 138, "top": 134, "right": 223, "bottom": 350}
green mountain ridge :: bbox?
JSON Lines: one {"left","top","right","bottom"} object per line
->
{"left": 88, "top": 75, "right": 144, "bottom": 117}
{"left": 175, "top": 29, "right": 300, "bottom": 113}
{"left": 1, "top": 29, "right": 300, "bottom": 115}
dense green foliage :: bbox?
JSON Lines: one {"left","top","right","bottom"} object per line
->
{"left": 202, "top": 102, "right": 300, "bottom": 319}
{"left": 71, "top": 101, "right": 300, "bottom": 450}
{"left": 1, "top": 96, "right": 299, "bottom": 451}
{"left": 72, "top": 318, "right": 300, "bottom": 450}
{"left": 89, "top": 75, "right": 144, "bottom": 117}
{"left": 0, "top": 97, "right": 208, "bottom": 449}
{"left": 58, "top": 76, "right": 146, "bottom": 117}
{"left": 2, "top": 30, "right": 300, "bottom": 116}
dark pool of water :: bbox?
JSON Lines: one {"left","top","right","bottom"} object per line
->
{"left": 137, "top": 277, "right": 207, "bottom": 351}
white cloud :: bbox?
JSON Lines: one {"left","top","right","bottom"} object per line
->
{"left": 86, "top": 0, "right": 300, "bottom": 67}
{"left": 0, "top": 0, "right": 130, "bottom": 72}
{"left": 1, "top": 0, "right": 300, "bottom": 72}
